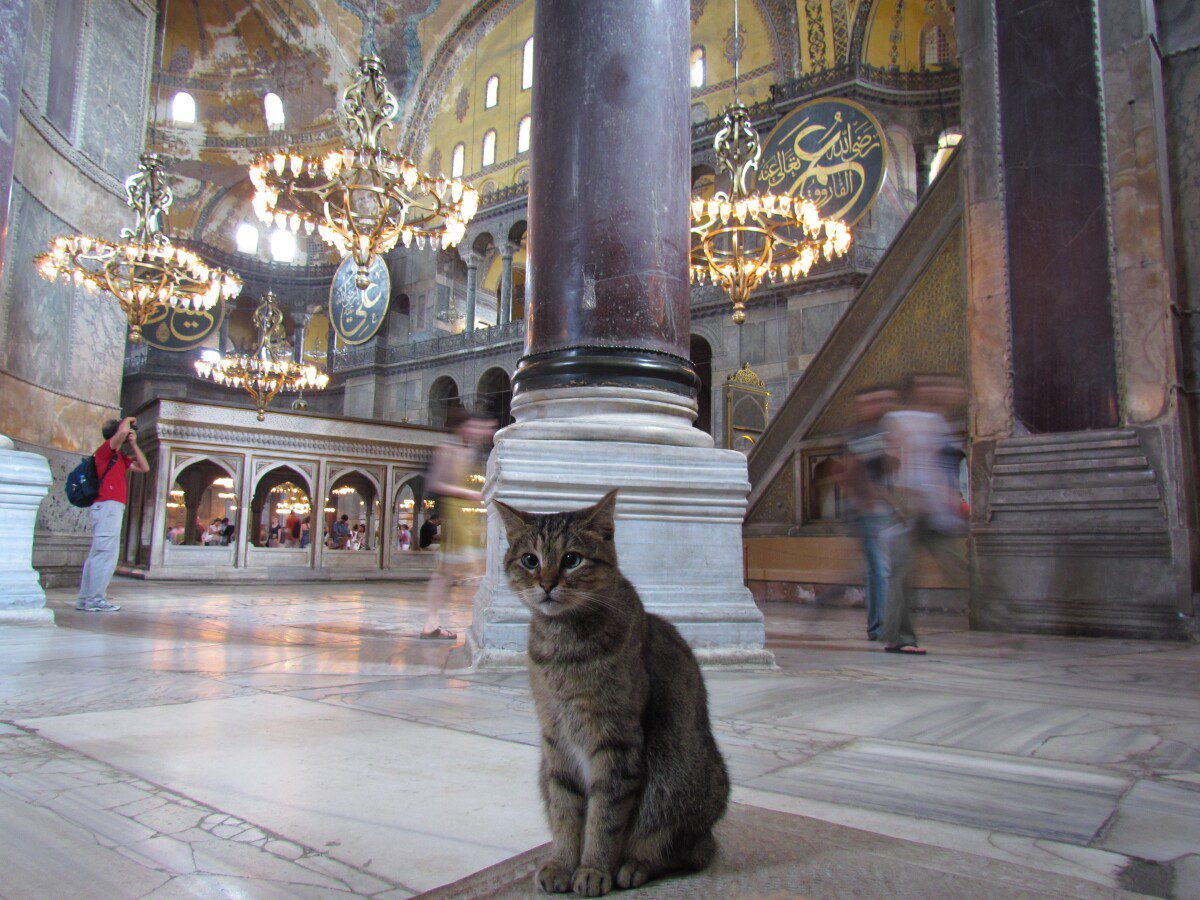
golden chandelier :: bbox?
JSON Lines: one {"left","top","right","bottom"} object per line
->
{"left": 248, "top": 56, "right": 478, "bottom": 289}
{"left": 690, "top": 102, "right": 852, "bottom": 324}
{"left": 35, "top": 153, "right": 243, "bottom": 343}
{"left": 194, "top": 292, "right": 329, "bottom": 421}
{"left": 689, "top": 0, "right": 850, "bottom": 325}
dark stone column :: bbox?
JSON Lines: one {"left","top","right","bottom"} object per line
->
{"left": 516, "top": 0, "right": 697, "bottom": 397}
{"left": 997, "top": 0, "right": 1118, "bottom": 432}
{"left": 0, "top": 0, "right": 30, "bottom": 282}
{"left": 499, "top": 243, "right": 515, "bottom": 325}
{"left": 463, "top": 254, "right": 478, "bottom": 333}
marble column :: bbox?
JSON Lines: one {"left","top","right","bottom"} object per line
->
{"left": 293, "top": 313, "right": 311, "bottom": 364}
{"left": 499, "top": 243, "right": 516, "bottom": 326}
{"left": 463, "top": 252, "right": 479, "bottom": 333}
{"left": 218, "top": 315, "right": 230, "bottom": 355}
{"left": 0, "top": 0, "right": 53, "bottom": 625}
{"left": 470, "top": 0, "right": 769, "bottom": 666}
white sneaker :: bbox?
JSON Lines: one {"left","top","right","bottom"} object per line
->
{"left": 86, "top": 600, "right": 121, "bottom": 612}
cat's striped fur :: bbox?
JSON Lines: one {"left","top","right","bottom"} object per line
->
{"left": 495, "top": 490, "right": 729, "bottom": 896}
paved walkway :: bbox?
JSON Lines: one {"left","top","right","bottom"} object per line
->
{"left": 0, "top": 580, "right": 1197, "bottom": 897}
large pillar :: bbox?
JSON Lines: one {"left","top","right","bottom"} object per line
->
{"left": 499, "top": 242, "right": 515, "bottom": 325}
{"left": 471, "top": 0, "right": 769, "bottom": 665}
{"left": 0, "top": 0, "right": 53, "bottom": 625}
{"left": 960, "top": 0, "right": 1194, "bottom": 639}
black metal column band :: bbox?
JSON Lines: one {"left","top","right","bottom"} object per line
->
{"left": 512, "top": 346, "right": 700, "bottom": 397}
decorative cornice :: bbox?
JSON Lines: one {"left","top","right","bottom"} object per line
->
{"left": 770, "top": 62, "right": 960, "bottom": 108}
{"left": 727, "top": 363, "right": 767, "bottom": 388}
{"left": 155, "top": 423, "right": 435, "bottom": 463}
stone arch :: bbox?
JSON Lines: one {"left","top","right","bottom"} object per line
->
{"left": 167, "top": 457, "right": 239, "bottom": 547}
{"left": 248, "top": 464, "right": 314, "bottom": 548}
{"left": 325, "top": 468, "right": 383, "bottom": 551}
{"left": 477, "top": 366, "right": 513, "bottom": 427}
{"left": 429, "top": 374, "right": 462, "bottom": 428}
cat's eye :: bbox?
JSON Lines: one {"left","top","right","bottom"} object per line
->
{"left": 562, "top": 552, "right": 584, "bottom": 570}
{"left": 520, "top": 553, "right": 539, "bottom": 570}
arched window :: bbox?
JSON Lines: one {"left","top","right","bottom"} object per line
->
{"left": 270, "top": 229, "right": 296, "bottom": 263}
{"left": 235, "top": 223, "right": 259, "bottom": 254}
{"left": 171, "top": 91, "right": 196, "bottom": 123}
{"left": 451, "top": 143, "right": 465, "bottom": 179}
{"left": 690, "top": 46, "right": 705, "bottom": 89}
{"left": 920, "top": 24, "right": 951, "bottom": 70}
{"left": 481, "top": 129, "right": 497, "bottom": 167}
{"left": 263, "top": 92, "right": 285, "bottom": 130}
{"left": 517, "top": 116, "right": 531, "bottom": 153}
{"left": 522, "top": 37, "right": 534, "bottom": 90}
{"left": 485, "top": 74, "right": 499, "bottom": 108}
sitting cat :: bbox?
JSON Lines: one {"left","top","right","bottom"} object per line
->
{"left": 494, "top": 490, "right": 729, "bottom": 897}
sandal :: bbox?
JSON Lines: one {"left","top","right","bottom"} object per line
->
{"left": 419, "top": 627, "right": 458, "bottom": 640}
{"left": 884, "top": 644, "right": 927, "bottom": 655}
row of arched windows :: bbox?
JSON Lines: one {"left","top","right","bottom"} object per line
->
{"left": 449, "top": 116, "right": 531, "bottom": 178}
{"left": 481, "top": 37, "right": 534, "bottom": 110}
{"left": 171, "top": 91, "right": 284, "bottom": 130}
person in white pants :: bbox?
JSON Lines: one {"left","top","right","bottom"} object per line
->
{"left": 76, "top": 417, "right": 149, "bottom": 612}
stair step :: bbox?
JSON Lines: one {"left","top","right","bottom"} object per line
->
{"left": 992, "top": 456, "right": 1149, "bottom": 476}
{"left": 996, "top": 435, "right": 1140, "bottom": 457}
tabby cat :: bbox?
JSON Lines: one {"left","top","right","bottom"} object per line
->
{"left": 494, "top": 490, "right": 729, "bottom": 897}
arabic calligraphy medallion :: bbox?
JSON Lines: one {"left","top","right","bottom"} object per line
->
{"left": 329, "top": 254, "right": 391, "bottom": 345}
{"left": 141, "top": 299, "right": 224, "bottom": 351}
{"left": 757, "top": 98, "right": 887, "bottom": 226}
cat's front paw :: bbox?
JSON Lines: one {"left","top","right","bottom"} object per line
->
{"left": 535, "top": 861, "right": 574, "bottom": 893}
{"left": 571, "top": 865, "right": 613, "bottom": 897}
{"left": 616, "top": 859, "right": 651, "bottom": 889}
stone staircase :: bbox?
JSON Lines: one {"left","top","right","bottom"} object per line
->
{"left": 973, "top": 428, "right": 1185, "bottom": 639}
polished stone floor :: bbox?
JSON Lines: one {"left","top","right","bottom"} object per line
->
{"left": 1, "top": 580, "right": 1197, "bottom": 898}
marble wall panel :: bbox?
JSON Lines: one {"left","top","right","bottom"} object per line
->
{"left": 0, "top": 0, "right": 30, "bottom": 282}
{"left": 19, "top": 0, "right": 49, "bottom": 109}
{"left": 75, "top": 0, "right": 151, "bottom": 180}
{"left": 801, "top": 301, "right": 849, "bottom": 355}
{"left": 2, "top": 184, "right": 75, "bottom": 392}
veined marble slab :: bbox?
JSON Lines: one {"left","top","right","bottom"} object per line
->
{"left": 747, "top": 738, "right": 1129, "bottom": 843}
{"left": 21, "top": 693, "right": 548, "bottom": 892}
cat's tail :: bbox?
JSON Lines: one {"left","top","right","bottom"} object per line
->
{"left": 681, "top": 831, "right": 717, "bottom": 872}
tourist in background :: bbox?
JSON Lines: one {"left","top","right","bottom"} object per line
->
{"left": 880, "top": 374, "right": 968, "bottom": 656}
{"left": 299, "top": 516, "right": 311, "bottom": 549}
{"left": 418, "top": 514, "right": 440, "bottom": 550}
{"left": 76, "top": 417, "right": 149, "bottom": 612}
{"left": 330, "top": 514, "right": 351, "bottom": 549}
{"left": 221, "top": 517, "right": 235, "bottom": 546}
{"left": 268, "top": 516, "right": 281, "bottom": 547}
{"left": 397, "top": 522, "right": 411, "bottom": 551}
{"left": 842, "top": 386, "right": 899, "bottom": 641}
{"left": 285, "top": 509, "right": 301, "bottom": 547}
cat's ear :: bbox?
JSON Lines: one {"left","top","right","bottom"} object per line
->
{"left": 580, "top": 489, "right": 619, "bottom": 539}
{"left": 493, "top": 499, "right": 535, "bottom": 538}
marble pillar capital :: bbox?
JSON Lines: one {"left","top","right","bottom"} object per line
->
{"left": 500, "top": 241, "right": 518, "bottom": 259}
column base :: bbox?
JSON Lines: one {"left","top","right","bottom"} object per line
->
{"left": 0, "top": 442, "right": 55, "bottom": 626}
{"left": 470, "top": 432, "right": 773, "bottom": 667}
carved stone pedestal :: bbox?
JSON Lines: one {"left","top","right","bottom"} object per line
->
{"left": 469, "top": 389, "right": 772, "bottom": 668}
{"left": 0, "top": 436, "right": 54, "bottom": 625}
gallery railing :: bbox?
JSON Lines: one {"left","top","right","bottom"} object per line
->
{"left": 331, "top": 319, "right": 527, "bottom": 373}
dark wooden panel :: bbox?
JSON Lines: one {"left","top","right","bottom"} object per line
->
{"left": 998, "top": 0, "right": 1118, "bottom": 432}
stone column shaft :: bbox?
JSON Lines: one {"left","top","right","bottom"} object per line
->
{"left": 499, "top": 244, "right": 515, "bottom": 325}
{"left": 516, "top": 0, "right": 696, "bottom": 396}
{"left": 464, "top": 259, "right": 478, "bottom": 333}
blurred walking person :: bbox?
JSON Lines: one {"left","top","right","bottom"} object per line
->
{"left": 842, "top": 386, "right": 899, "bottom": 641}
{"left": 880, "top": 375, "right": 968, "bottom": 655}
{"left": 419, "top": 412, "right": 495, "bottom": 640}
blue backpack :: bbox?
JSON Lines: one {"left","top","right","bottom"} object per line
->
{"left": 65, "top": 451, "right": 118, "bottom": 508}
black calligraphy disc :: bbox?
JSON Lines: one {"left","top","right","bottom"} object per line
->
{"left": 141, "top": 300, "right": 224, "bottom": 351}
{"left": 756, "top": 98, "right": 887, "bottom": 226}
{"left": 329, "top": 255, "right": 390, "bottom": 346}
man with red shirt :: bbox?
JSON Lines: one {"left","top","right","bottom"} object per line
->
{"left": 76, "top": 417, "right": 149, "bottom": 612}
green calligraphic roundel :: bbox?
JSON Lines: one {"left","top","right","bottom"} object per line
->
{"left": 756, "top": 98, "right": 888, "bottom": 226}
{"left": 141, "top": 299, "right": 224, "bottom": 351}
{"left": 329, "top": 255, "right": 391, "bottom": 345}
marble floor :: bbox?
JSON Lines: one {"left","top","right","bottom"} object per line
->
{"left": 1, "top": 579, "right": 1197, "bottom": 898}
